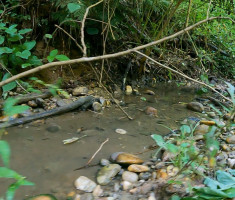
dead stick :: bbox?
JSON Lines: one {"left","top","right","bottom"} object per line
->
{"left": 86, "top": 138, "right": 109, "bottom": 166}
{"left": 0, "top": 17, "right": 234, "bottom": 89}
{"left": 134, "top": 50, "right": 232, "bottom": 103}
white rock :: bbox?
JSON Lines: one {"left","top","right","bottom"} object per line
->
{"left": 74, "top": 176, "right": 97, "bottom": 192}
{"left": 93, "top": 185, "right": 103, "bottom": 197}
{"left": 122, "top": 180, "right": 133, "bottom": 190}
{"left": 148, "top": 192, "right": 156, "bottom": 200}
{"left": 122, "top": 171, "right": 138, "bottom": 183}
{"left": 115, "top": 128, "right": 127, "bottom": 135}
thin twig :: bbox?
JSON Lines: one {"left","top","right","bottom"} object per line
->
{"left": 86, "top": 138, "right": 109, "bottom": 165}
{"left": 0, "top": 17, "right": 234, "bottom": 92}
{"left": 81, "top": 0, "right": 104, "bottom": 57}
{"left": 0, "top": 63, "right": 29, "bottom": 93}
{"left": 55, "top": 24, "right": 83, "bottom": 52}
{"left": 134, "top": 50, "right": 232, "bottom": 103}
{"left": 207, "top": 0, "right": 212, "bottom": 19}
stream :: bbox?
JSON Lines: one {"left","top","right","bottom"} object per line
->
{"left": 0, "top": 84, "right": 201, "bottom": 199}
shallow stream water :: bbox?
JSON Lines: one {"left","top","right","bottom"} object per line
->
{"left": 0, "top": 84, "right": 202, "bottom": 199}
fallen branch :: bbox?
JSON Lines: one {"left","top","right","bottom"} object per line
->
{"left": 0, "top": 17, "right": 233, "bottom": 88}
{"left": 134, "top": 50, "right": 232, "bottom": 103}
{"left": 0, "top": 95, "right": 94, "bottom": 128}
{"left": 74, "top": 138, "right": 109, "bottom": 171}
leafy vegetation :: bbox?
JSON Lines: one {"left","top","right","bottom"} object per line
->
{"left": 0, "top": 140, "right": 34, "bottom": 200}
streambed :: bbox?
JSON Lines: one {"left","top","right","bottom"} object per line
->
{"left": 0, "top": 84, "right": 200, "bottom": 199}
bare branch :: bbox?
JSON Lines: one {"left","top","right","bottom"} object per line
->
{"left": 0, "top": 17, "right": 233, "bottom": 89}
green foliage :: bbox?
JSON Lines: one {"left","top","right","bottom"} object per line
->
{"left": 179, "top": 170, "right": 235, "bottom": 200}
{"left": 47, "top": 49, "right": 70, "bottom": 63}
{"left": 0, "top": 140, "right": 34, "bottom": 200}
{"left": 3, "top": 98, "right": 30, "bottom": 117}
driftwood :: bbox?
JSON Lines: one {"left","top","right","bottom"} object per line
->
{"left": 0, "top": 95, "right": 94, "bottom": 128}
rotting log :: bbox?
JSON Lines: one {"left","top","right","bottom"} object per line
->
{"left": 0, "top": 95, "right": 94, "bottom": 128}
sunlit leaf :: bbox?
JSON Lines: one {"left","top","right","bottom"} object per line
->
{"left": 2, "top": 73, "right": 17, "bottom": 93}
{"left": 55, "top": 55, "right": 70, "bottom": 61}
{"left": 0, "top": 140, "right": 10, "bottom": 167}
{"left": 67, "top": 3, "right": 81, "bottom": 13}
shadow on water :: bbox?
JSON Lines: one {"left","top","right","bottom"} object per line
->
{"left": 0, "top": 84, "right": 202, "bottom": 199}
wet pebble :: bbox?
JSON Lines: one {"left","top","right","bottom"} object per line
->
{"left": 116, "top": 153, "right": 144, "bottom": 164}
{"left": 228, "top": 158, "right": 235, "bottom": 168}
{"left": 92, "top": 102, "right": 102, "bottom": 112}
{"left": 80, "top": 193, "right": 94, "bottom": 200}
{"left": 122, "top": 181, "right": 133, "bottom": 191}
{"left": 186, "top": 102, "right": 204, "bottom": 113}
{"left": 97, "top": 164, "right": 121, "bottom": 185}
{"left": 93, "top": 185, "right": 103, "bottom": 197}
{"left": 128, "top": 164, "right": 150, "bottom": 173}
{"left": 139, "top": 172, "right": 151, "bottom": 180}
{"left": 36, "top": 98, "right": 45, "bottom": 107}
{"left": 74, "top": 176, "right": 97, "bottom": 192}
{"left": 122, "top": 171, "right": 138, "bottom": 183}
{"left": 100, "top": 159, "right": 110, "bottom": 166}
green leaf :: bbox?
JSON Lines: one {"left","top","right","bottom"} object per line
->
{"left": 67, "top": 3, "right": 81, "bottom": 13}
{"left": 4, "top": 105, "right": 30, "bottom": 117}
{"left": 16, "top": 50, "right": 31, "bottom": 59}
{"left": 23, "top": 40, "right": 36, "bottom": 50}
{"left": 2, "top": 73, "right": 17, "bottom": 93}
{"left": 170, "top": 195, "right": 181, "bottom": 200}
{"left": 0, "top": 167, "right": 21, "bottom": 179}
{"left": 8, "top": 34, "right": 23, "bottom": 42}
{"left": 47, "top": 56, "right": 55, "bottom": 63}
{"left": 55, "top": 55, "right": 70, "bottom": 61}
{"left": 151, "top": 134, "right": 165, "bottom": 147}
{"left": 86, "top": 28, "right": 99, "bottom": 35}
{"left": 180, "top": 125, "right": 191, "bottom": 135}
{"left": 5, "top": 25, "right": 17, "bottom": 34}
{"left": 166, "top": 143, "right": 179, "bottom": 153}
{"left": 21, "top": 63, "right": 32, "bottom": 68}
{"left": 45, "top": 34, "right": 52, "bottom": 39}
{"left": 19, "top": 28, "right": 32, "bottom": 34}
{"left": 28, "top": 56, "right": 42, "bottom": 66}
{"left": 6, "top": 178, "right": 34, "bottom": 200}
{"left": 0, "top": 35, "right": 5, "bottom": 45}
{"left": 0, "top": 47, "right": 13, "bottom": 55}
{"left": 0, "top": 141, "right": 10, "bottom": 167}
{"left": 49, "top": 49, "right": 58, "bottom": 57}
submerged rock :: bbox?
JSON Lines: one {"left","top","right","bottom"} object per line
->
{"left": 116, "top": 153, "right": 144, "bottom": 164}
{"left": 24, "top": 194, "right": 57, "bottom": 200}
{"left": 46, "top": 124, "right": 61, "bottom": 133}
{"left": 93, "top": 185, "right": 103, "bottom": 197}
{"left": 145, "top": 106, "right": 158, "bottom": 117}
{"left": 56, "top": 99, "right": 73, "bottom": 107}
{"left": 74, "top": 176, "right": 97, "bottom": 192}
{"left": 186, "top": 102, "right": 204, "bottom": 113}
{"left": 28, "top": 100, "right": 38, "bottom": 108}
{"left": 145, "top": 90, "right": 155, "bottom": 95}
{"left": 97, "top": 164, "right": 121, "bottom": 185}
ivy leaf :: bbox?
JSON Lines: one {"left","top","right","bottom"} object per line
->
{"left": 67, "top": 3, "right": 81, "bottom": 13}
{"left": 28, "top": 55, "right": 42, "bottom": 66}
{"left": 22, "top": 40, "right": 36, "bottom": 50}
{"left": 86, "top": 28, "right": 99, "bottom": 35}
{"left": 0, "top": 140, "right": 10, "bottom": 167}
{"left": 151, "top": 134, "right": 165, "bottom": 147}
{"left": 19, "top": 28, "right": 32, "bottom": 34}
{"left": 47, "top": 56, "right": 55, "bottom": 63}
{"left": 16, "top": 50, "right": 31, "bottom": 59}
{"left": 5, "top": 25, "right": 17, "bottom": 34}
{"left": 2, "top": 73, "right": 17, "bottom": 93}
{"left": 55, "top": 55, "right": 70, "bottom": 61}
{"left": 0, "top": 35, "right": 5, "bottom": 45}
{"left": 0, "top": 47, "right": 13, "bottom": 55}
